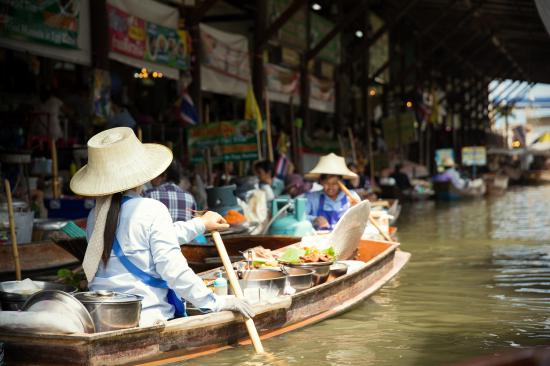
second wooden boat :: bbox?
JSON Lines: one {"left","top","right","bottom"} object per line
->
{"left": 433, "top": 181, "right": 486, "bottom": 201}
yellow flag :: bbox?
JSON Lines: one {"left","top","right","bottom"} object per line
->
{"left": 245, "top": 85, "right": 263, "bottom": 131}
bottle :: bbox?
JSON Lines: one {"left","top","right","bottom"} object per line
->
{"left": 213, "top": 272, "right": 228, "bottom": 296}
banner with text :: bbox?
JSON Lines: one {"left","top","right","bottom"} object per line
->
{"left": 107, "top": 3, "right": 191, "bottom": 70}
{"left": 0, "top": 0, "right": 80, "bottom": 48}
{"left": 189, "top": 120, "right": 258, "bottom": 163}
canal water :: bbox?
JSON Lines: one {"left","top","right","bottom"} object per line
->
{"left": 182, "top": 185, "right": 550, "bottom": 366}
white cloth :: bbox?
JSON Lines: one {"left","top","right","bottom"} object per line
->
{"left": 83, "top": 195, "right": 112, "bottom": 282}
{"left": 86, "top": 192, "right": 220, "bottom": 326}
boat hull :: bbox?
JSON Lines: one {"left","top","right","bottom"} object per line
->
{"left": 433, "top": 181, "right": 486, "bottom": 201}
{"left": 1, "top": 239, "right": 409, "bottom": 366}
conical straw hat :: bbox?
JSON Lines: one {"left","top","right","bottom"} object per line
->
{"left": 442, "top": 156, "right": 456, "bottom": 168}
{"left": 70, "top": 127, "right": 172, "bottom": 197}
{"left": 305, "top": 153, "right": 358, "bottom": 180}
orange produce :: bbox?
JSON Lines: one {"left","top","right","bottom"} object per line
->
{"left": 224, "top": 210, "right": 246, "bottom": 225}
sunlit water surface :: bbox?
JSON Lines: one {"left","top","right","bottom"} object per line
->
{"left": 179, "top": 185, "right": 550, "bottom": 366}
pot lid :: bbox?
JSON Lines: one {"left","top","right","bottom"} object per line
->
{"left": 75, "top": 290, "right": 143, "bottom": 304}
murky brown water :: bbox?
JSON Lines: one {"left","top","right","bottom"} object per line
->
{"left": 180, "top": 185, "right": 550, "bottom": 366}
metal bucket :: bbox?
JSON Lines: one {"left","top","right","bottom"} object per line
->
{"left": 0, "top": 280, "right": 77, "bottom": 311}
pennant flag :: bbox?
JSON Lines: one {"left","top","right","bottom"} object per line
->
{"left": 245, "top": 85, "right": 263, "bottom": 131}
{"left": 275, "top": 154, "right": 290, "bottom": 179}
{"left": 180, "top": 90, "right": 199, "bottom": 125}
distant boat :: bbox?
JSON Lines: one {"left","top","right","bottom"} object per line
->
{"left": 433, "top": 181, "right": 486, "bottom": 201}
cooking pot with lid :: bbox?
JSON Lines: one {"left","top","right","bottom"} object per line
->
{"left": 74, "top": 290, "right": 143, "bottom": 332}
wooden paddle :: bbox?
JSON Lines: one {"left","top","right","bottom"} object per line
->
{"left": 50, "top": 139, "right": 60, "bottom": 199}
{"left": 337, "top": 181, "right": 394, "bottom": 242}
{"left": 211, "top": 231, "right": 265, "bottom": 353}
{"left": 4, "top": 179, "right": 21, "bottom": 280}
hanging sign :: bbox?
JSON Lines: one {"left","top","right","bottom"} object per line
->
{"left": 189, "top": 120, "right": 258, "bottom": 163}
{"left": 107, "top": 4, "right": 191, "bottom": 70}
{"left": 461, "top": 146, "right": 487, "bottom": 166}
{"left": 0, "top": 0, "right": 80, "bottom": 48}
{"left": 435, "top": 148, "right": 455, "bottom": 168}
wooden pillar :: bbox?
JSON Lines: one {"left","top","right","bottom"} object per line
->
{"left": 90, "top": 0, "right": 109, "bottom": 69}
{"left": 297, "top": 7, "right": 311, "bottom": 173}
{"left": 362, "top": 2, "right": 375, "bottom": 186}
{"left": 253, "top": 0, "right": 267, "bottom": 108}
{"left": 189, "top": 23, "right": 203, "bottom": 123}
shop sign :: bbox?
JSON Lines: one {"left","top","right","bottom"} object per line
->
{"left": 0, "top": 0, "right": 80, "bottom": 48}
{"left": 107, "top": 4, "right": 191, "bottom": 70}
{"left": 461, "top": 146, "right": 487, "bottom": 166}
{"left": 189, "top": 120, "right": 258, "bottom": 163}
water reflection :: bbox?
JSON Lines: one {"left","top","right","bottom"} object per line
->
{"left": 182, "top": 186, "right": 550, "bottom": 366}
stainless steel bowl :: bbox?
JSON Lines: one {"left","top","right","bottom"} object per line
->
{"left": 329, "top": 262, "right": 349, "bottom": 279}
{"left": 23, "top": 290, "right": 95, "bottom": 333}
{"left": 283, "top": 262, "right": 333, "bottom": 285}
{"left": 74, "top": 290, "right": 143, "bottom": 332}
{"left": 281, "top": 267, "right": 314, "bottom": 292}
{"left": 225, "top": 268, "right": 287, "bottom": 302}
{"left": 0, "top": 280, "right": 77, "bottom": 311}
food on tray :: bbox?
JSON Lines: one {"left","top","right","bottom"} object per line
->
{"left": 224, "top": 210, "right": 246, "bottom": 225}
{"left": 278, "top": 246, "right": 336, "bottom": 264}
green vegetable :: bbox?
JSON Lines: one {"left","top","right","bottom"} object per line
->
{"left": 278, "top": 247, "right": 305, "bottom": 263}
{"left": 322, "top": 247, "right": 336, "bottom": 259}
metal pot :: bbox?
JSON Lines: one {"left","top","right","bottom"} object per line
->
{"left": 74, "top": 290, "right": 143, "bottom": 332}
{"left": 281, "top": 267, "right": 314, "bottom": 292}
{"left": 225, "top": 268, "right": 286, "bottom": 302}
{"left": 329, "top": 262, "right": 349, "bottom": 279}
{"left": 0, "top": 280, "right": 77, "bottom": 310}
{"left": 283, "top": 261, "right": 333, "bottom": 285}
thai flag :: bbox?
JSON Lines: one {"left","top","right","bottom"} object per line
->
{"left": 180, "top": 91, "right": 199, "bottom": 125}
{"left": 275, "top": 154, "right": 289, "bottom": 179}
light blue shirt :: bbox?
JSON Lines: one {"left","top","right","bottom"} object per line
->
{"left": 304, "top": 190, "right": 359, "bottom": 222}
{"left": 271, "top": 177, "right": 284, "bottom": 197}
{"left": 86, "top": 192, "right": 219, "bottom": 326}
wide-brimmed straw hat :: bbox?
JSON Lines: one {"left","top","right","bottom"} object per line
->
{"left": 305, "top": 153, "right": 358, "bottom": 180}
{"left": 442, "top": 156, "right": 456, "bottom": 168}
{"left": 70, "top": 127, "right": 172, "bottom": 196}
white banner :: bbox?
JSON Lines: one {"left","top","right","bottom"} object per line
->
{"left": 200, "top": 23, "right": 250, "bottom": 98}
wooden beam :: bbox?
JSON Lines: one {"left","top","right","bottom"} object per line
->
{"left": 306, "top": 0, "right": 370, "bottom": 61}
{"left": 202, "top": 13, "right": 252, "bottom": 23}
{"left": 257, "top": 0, "right": 308, "bottom": 49}
{"left": 187, "top": 0, "right": 220, "bottom": 25}
{"left": 349, "top": 0, "right": 422, "bottom": 62}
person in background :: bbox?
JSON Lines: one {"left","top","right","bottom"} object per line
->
{"left": 304, "top": 153, "right": 360, "bottom": 230}
{"left": 433, "top": 157, "right": 467, "bottom": 189}
{"left": 284, "top": 174, "right": 312, "bottom": 198}
{"left": 143, "top": 160, "right": 197, "bottom": 222}
{"left": 32, "top": 88, "right": 65, "bottom": 141}
{"left": 254, "top": 160, "right": 284, "bottom": 200}
{"left": 391, "top": 164, "right": 413, "bottom": 191}
{"left": 345, "top": 162, "right": 362, "bottom": 189}
{"left": 71, "top": 127, "right": 253, "bottom": 326}
{"left": 107, "top": 97, "right": 136, "bottom": 129}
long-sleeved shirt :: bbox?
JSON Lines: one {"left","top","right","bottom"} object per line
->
{"left": 86, "top": 192, "right": 219, "bottom": 326}
{"left": 433, "top": 168, "right": 466, "bottom": 189}
{"left": 304, "top": 190, "right": 360, "bottom": 222}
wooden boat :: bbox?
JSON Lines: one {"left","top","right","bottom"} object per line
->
{"left": 0, "top": 238, "right": 410, "bottom": 366}
{"left": 371, "top": 199, "right": 401, "bottom": 225}
{"left": 433, "top": 181, "right": 486, "bottom": 201}
{"left": 522, "top": 169, "right": 550, "bottom": 185}
{"left": 0, "top": 240, "right": 79, "bottom": 280}
{"left": 482, "top": 173, "right": 509, "bottom": 196}
{"left": 379, "top": 184, "right": 434, "bottom": 202}
{"left": 451, "top": 346, "right": 550, "bottom": 366}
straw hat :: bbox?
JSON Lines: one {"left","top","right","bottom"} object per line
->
{"left": 305, "top": 153, "right": 358, "bottom": 180}
{"left": 70, "top": 127, "right": 172, "bottom": 196}
{"left": 442, "top": 156, "right": 456, "bottom": 168}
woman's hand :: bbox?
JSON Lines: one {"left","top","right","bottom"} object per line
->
{"left": 200, "top": 211, "right": 230, "bottom": 231}
{"left": 314, "top": 216, "right": 330, "bottom": 229}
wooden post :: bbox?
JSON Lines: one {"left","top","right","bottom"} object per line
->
{"left": 204, "top": 104, "right": 213, "bottom": 186}
{"left": 4, "top": 179, "right": 21, "bottom": 280}
{"left": 347, "top": 128, "right": 357, "bottom": 164}
{"left": 264, "top": 90, "right": 274, "bottom": 162}
{"left": 212, "top": 232, "right": 264, "bottom": 353}
{"left": 362, "top": 4, "right": 375, "bottom": 187}
{"left": 50, "top": 139, "right": 60, "bottom": 199}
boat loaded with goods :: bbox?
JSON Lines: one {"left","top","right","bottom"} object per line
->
{"left": 0, "top": 200, "right": 410, "bottom": 366}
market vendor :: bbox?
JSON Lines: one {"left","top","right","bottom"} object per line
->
{"left": 433, "top": 157, "right": 467, "bottom": 189}
{"left": 254, "top": 160, "right": 284, "bottom": 200}
{"left": 70, "top": 127, "right": 254, "bottom": 327}
{"left": 304, "top": 153, "right": 360, "bottom": 230}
